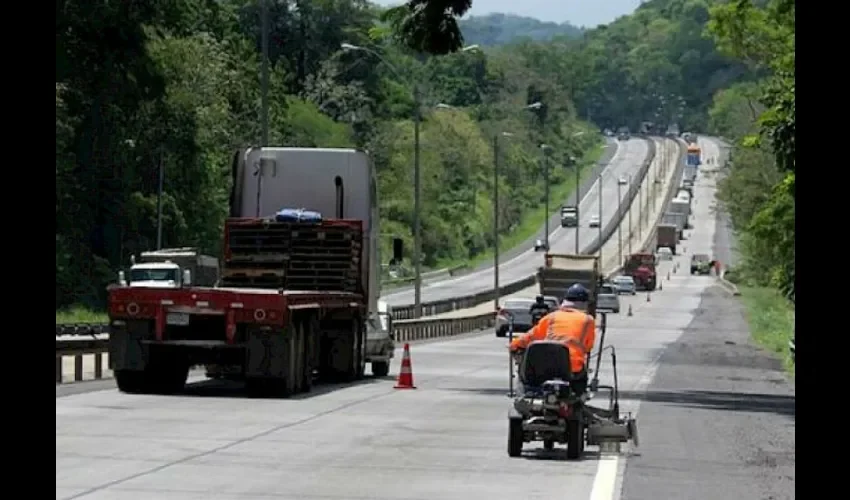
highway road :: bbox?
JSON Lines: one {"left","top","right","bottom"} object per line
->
{"left": 380, "top": 137, "right": 652, "bottom": 307}
{"left": 54, "top": 137, "right": 675, "bottom": 500}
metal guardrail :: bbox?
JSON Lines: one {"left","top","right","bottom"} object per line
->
{"left": 390, "top": 135, "right": 659, "bottom": 321}
{"left": 55, "top": 312, "right": 496, "bottom": 384}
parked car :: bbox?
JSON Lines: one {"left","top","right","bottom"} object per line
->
{"left": 612, "top": 275, "right": 637, "bottom": 295}
{"left": 596, "top": 284, "right": 621, "bottom": 313}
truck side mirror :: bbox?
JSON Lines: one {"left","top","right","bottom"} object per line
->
{"left": 392, "top": 238, "right": 404, "bottom": 263}
{"left": 118, "top": 270, "right": 127, "bottom": 287}
{"left": 182, "top": 269, "right": 192, "bottom": 287}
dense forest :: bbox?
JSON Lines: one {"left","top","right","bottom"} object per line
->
{"left": 56, "top": 0, "right": 794, "bottom": 312}
{"left": 460, "top": 14, "right": 583, "bottom": 46}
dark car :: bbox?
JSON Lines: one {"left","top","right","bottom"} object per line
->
{"left": 495, "top": 298, "right": 536, "bottom": 337}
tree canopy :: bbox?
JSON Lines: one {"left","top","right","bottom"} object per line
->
{"left": 56, "top": 0, "right": 794, "bottom": 311}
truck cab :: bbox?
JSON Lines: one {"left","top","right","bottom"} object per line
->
{"left": 118, "top": 248, "right": 219, "bottom": 289}
{"left": 122, "top": 261, "right": 184, "bottom": 288}
{"left": 560, "top": 205, "right": 579, "bottom": 227}
{"left": 366, "top": 300, "right": 394, "bottom": 376}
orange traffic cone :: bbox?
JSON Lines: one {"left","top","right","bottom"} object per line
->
{"left": 394, "top": 343, "right": 417, "bottom": 389}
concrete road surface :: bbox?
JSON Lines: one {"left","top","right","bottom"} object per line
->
{"left": 381, "top": 138, "right": 651, "bottom": 307}
{"left": 57, "top": 138, "right": 790, "bottom": 500}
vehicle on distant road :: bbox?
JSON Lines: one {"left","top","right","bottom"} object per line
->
{"left": 655, "top": 247, "right": 673, "bottom": 261}
{"left": 496, "top": 298, "right": 536, "bottom": 337}
{"left": 618, "top": 176, "right": 628, "bottom": 186}
{"left": 612, "top": 275, "right": 637, "bottom": 295}
{"left": 533, "top": 238, "right": 549, "bottom": 252}
{"left": 596, "top": 284, "right": 620, "bottom": 313}
{"left": 690, "top": 254, "right": 713, "bottom": 275}
{"left": 589, "top": 215, "right": 601, "bottom": 228}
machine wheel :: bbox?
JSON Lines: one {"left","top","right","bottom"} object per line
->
{"left": 543, "top": 439, "right": 555, "bottom": 451}
{"left": 372, "top": 361, "right": 390, "bottom": 377}
{"left": 566, "top": 417, "right": 584, "bottom": 459}
{"left": 508, "top": 418, "right": 524, "bottom": 457}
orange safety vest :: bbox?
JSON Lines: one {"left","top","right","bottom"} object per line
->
{"left": 510, "top": 309, "right": 596, "bottom": 373}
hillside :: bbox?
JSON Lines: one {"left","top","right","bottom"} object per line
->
{"left": 460, "top": 13, "right": 583, "bottom": 46}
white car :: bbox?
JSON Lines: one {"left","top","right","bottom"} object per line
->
{"left": 618, "top": 176, "right": 628, "bottom": 186}
{"left": 588, "top": 215, "right": 601, "bottom": 228}
{"left": 533, "top": 238, "right": 549, "bottom": 252}
{"left": 656, "top": 247, "right": 673, "bottom": 261}
{"left": 612, "top": 275, "right": 637, "bottom": 295}
{"left": 596, "top": 284, "right": 621, "bottom": 313}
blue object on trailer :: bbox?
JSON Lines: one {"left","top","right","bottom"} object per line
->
{"left": 275, "top": 208, "right": 323, "bottom": 223}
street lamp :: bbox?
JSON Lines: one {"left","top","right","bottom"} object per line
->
{"left": 493, "top": 131, "right": 515, "bottom": 310}
{"left": 568, "top": 130, "right": 585, "bottom": 255}
{"left": 341, "top": 42, "right": 481, "bottom": 318}
{"left": 539, "top": 143, "right": 553, "bottom": 248}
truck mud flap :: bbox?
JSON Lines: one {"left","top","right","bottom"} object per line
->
{"left": 245, "top": 326, "right": 291, "bottom": 379}
{"left": 109, "top": 320, "right": 154, "bottom": 372}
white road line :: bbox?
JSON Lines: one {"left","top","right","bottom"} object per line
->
{"left": 384, "top": 139, "right": 628, "bottom": 297}
{"left": 590, "top": 456, "right": 620, "bottom": 500}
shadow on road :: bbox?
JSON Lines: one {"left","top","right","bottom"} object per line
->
{"left": 173, "top": 374, "right": 388, "bottom": 400}
{"left": 618, "top": 388, "right": 795, "bottom": 419}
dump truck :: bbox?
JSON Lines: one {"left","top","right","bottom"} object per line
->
{"left": 560, "top": 205, "right": 579, "bottom": 227}
{"left": 656, "top": 224, "right": 678, "bottom": 254}
{"left": 108, "top": 147, "right": 398, "bottom": 396}
{"left": 537, "top": 253, "right": 601, "bottom": 316}
{"left": 120, "top": 248, "right": 219, "bottom": 289}
{"left": 623, "top": 253, "right": 657, "bottom": 291}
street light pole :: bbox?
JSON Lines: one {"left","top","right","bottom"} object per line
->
{"left": 156, "top": 152, "right": 164, "bottom": 249}
{"left": 260, "top": 0, "right": 270, "bottom": 147}
{"left": 573, "top": 157, "right": 580, "bottom": 255}
{"left": 413, "top": 85, "right": 423, "bottom": 318}
{"left": 340, "top": 43, "right": 481, "bottom": 319}
{"left": 597, "top": 173, "right": 603, "bottom": 260}
{"left": 617, "top": 181, "right": 622, "bottom": 265}
{"left": 543, "top": 149, "right": 550, "bottom": 247}
{"left": 628, "top": 175, "right": 633, "bottom": 255}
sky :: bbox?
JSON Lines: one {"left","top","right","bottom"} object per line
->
{"left": 369, "top": 0, "right": 645, "bottom": 28}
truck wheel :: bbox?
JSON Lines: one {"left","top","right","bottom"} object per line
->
{"left": 508, "top": 418, "right": 524, "bottom": 457}
{"left": 543, "top": 439, "right": 555, "bottom": 451}
{"left": 114, "top": 370, "right": 149, "bottom": 394}
{"left": 372, "top": 361, "right": 390, "bottom": 377}
{"left": 298, "top": 321, "right": 314, "bottom": 393}
{"left": 566, "top": 417, "right": 584, "bottom": 459}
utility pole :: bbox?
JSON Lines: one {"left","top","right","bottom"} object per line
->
{"left": 493, "top": 134, "right": 500, "bottom": 311}
{"left": 597, "top": 174, "right": 603, "bottom": 260}
{"left": 617, "top": 181, "right": 622, "bottom": 265}
{"left": 574, "top": 158, "right": 580, "bottom": 254}
{"left": 413, "top": 85, "right": 423, "bottom": 318}
{"left": 260, "top": 0, "right": 270, "bottom": 147}
{"left": 156, "top": 152, "right": 164, "bottom": 250}
{"left": 543, "top": 151, "right": 550, "bottom": 247}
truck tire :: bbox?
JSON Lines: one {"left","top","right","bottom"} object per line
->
{"left": 508, "top": 418, "right": 524, "bottom": 457}
{"left": 543, "top": 439, "right": 555, "bottom": 451}
{"left": 372, "top": 361, "right": 390, "bottom": 377}
{"left": 114, "top": 370, "right": 149, "bottom": 394}
{"left": 566, "top": 417, "right": 584, "bottom": 459}
{"left": 298, "top": 321, "right": 314, "bottom": 393}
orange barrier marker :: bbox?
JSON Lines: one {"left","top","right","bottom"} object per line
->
{"left": 394, "top": 343, "right": 417, "bottom": 389}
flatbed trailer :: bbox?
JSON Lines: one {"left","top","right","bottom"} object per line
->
{"left": 109, "top": 216, "right": 369, "bottom": 397}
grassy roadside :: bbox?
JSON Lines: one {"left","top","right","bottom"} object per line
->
{"left": 737, "top": 286, "right": 795, "bottom": 377}
{"left": 56, "top": 306, "right": 108, "bottom": 325}
{"left": 432, "top": 141, "right": 607, "bottom": 271}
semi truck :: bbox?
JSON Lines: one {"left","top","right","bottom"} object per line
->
{"left": 560, "top": 205, "right": 579, "bottom": 227}
{"left": 120, "top": 248, "right": 219, "bottom": 289}
{"left": 656, "top": 224, "right": 678, "bottom": 254}
{"left": 670, "top": 198, "right": 691, "bottom": 229}
{"left": 108, "top": 147, "right": 399, "bottom": 396}
{"left": 623, "top": 253, "right": 657, "bottom": 291}
{"left": 661, "top": 212, "right": 686, "bottom": 240}
{"left": 537, "top": 253, "right": 601, "bottom": 315}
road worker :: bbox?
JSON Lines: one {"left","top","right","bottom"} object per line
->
{"left": 510, "top": 284, "right": 596, "bottom": 394}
